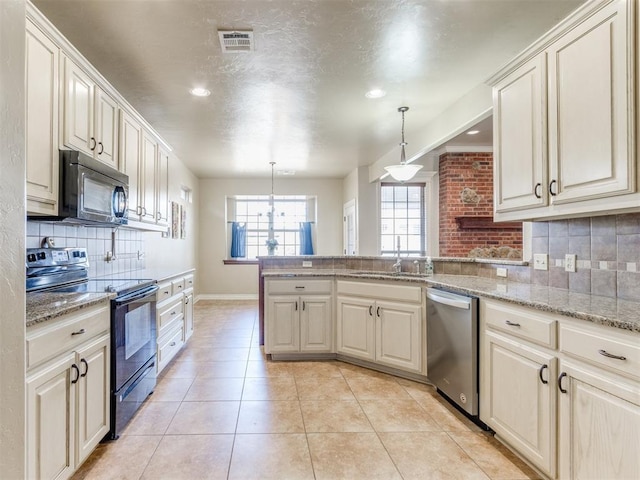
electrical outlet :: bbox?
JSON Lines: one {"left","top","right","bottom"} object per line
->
{"left": 565, "top": 254, "right": 577, "bottom": 273}
{"left": 496, "top": 267, "right": 508, "bottom": 278}
{"left": 533, "top": 253, "right": 548, "bottom": 271}
{"left": 302, "top": 261, "right": 312, "bottom": 268}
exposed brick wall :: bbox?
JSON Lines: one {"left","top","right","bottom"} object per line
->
{"left": 438, "top": 152, "right": 522, "bottom": 257}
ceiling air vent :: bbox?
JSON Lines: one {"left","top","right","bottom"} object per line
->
{"left": 218, "top": 30, "right": 254, "bottom": 53}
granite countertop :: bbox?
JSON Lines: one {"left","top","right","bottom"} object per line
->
{"left": 262, "top": 270, "right": 640, "bottom": 333}
{"left": 26, "top": 292, "right": 115, "bottom": 328}
{"left": 136, "top": 267, "right": 196, "bottom": 283}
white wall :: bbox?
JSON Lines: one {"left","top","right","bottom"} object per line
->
{"left": 198, "top": 177, "right": 344, "bottom": 297}
{"left": 0, "top": 0, "right": 26, "bottom": 476}
{"left": 144, "top": 153, "right": 199, "bottom": 275}
{"left": 356, "top": 167, "right": 379, "bottom": 255}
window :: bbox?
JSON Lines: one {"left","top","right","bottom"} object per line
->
{"left": 380, "top": 183, "right": 425, "bottom": 256}
{"left": 229, "top": 195, "right": 316, "bottom": 258}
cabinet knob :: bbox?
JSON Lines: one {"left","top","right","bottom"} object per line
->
{"left": 80, "top": 358, "right": 89, "bottom": 378}
{"left": 90, "top": 137, "right": 96, "bottom": 151}
{"left": 534, "top": 183, "right": 542, "bottom": 199}
{"left": 538, "top": 364, "right": 548, "bottom": 385}
{"left": 98, "top": 142, "right": 104, "bottom": 155}
{"left": 549, "top": 180, "right": 557, "bottom": 196}
{"left": 71, "top": 364, "right": 80, "bottom": 384}
{"left": 170, "top": 341, "right": 176, "bottom": 347}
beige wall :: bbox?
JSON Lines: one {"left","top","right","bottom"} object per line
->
{"left": 144, "top": 153, "right": 199, "bottom": 276}
{"left": 0, "top": 0, "right": 26, "bottom": 476}
{"left": 198, "top": 177, "right": 344, "bottom": 297}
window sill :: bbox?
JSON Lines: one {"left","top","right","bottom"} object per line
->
{"left": 223, "top": 259, "right": 259, "bottom": 265}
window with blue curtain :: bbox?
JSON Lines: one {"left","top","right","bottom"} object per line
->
{"left": 230, "top": 222, "right": 247, "bottom": 258}
{"left": 299, "top": 222, "right": 314, "bottom": 255}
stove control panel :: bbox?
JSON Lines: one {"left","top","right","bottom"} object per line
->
{"left": 26, "top": 247, "right": 88, "bottom": 268}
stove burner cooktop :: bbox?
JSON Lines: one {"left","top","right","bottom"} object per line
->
{"left": 53, "top": 278, "right": 155, "bottom": 296}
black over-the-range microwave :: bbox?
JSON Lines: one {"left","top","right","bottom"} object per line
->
{"left": 29, "top": 150, "right": 129, "bottom": 226}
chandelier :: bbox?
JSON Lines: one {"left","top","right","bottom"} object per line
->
{"left": 384, "top": 106, "right": 423, "bottom": 182}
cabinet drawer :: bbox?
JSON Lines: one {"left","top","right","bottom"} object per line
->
{"left": 560, "top": 323, "right": 640, "bottom": 381}
{"left": 482, "top": 300, "right": 557, "bottom": 348}
{"left": 172, "top": 279, "right": 185, "bottom": 296}
{"left": 267, "top": 279, "right": 332, "bottom": 295}
{"left": 184, "top": 274, "right": 194, "bottom": 290}
{"left": 158, "top": 324, "right": 184, "bottom": 373}
{"left": 337, "top": 280, "right": 422, "bottom": 303}
{"left": 157, "top": 281, "right": 173, "bottom": 303}
{"left": 26, "top": 304, "right": 110, "bottom": 369}
{"left": 158, "top": 299, "right": 183, "bottom": 334}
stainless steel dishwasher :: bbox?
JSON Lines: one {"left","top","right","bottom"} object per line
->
{"left": 426, "top": 288, "right": 479, "bottom": 418}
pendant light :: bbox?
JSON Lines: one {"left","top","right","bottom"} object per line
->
{"left": 384, "top": 106, "right": 423, "bottom": 182}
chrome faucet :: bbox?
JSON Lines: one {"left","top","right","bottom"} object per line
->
{"left": 393, "top": 236, "right": 402, "bottom": 273}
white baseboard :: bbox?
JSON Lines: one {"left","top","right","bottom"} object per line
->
{"left": 195, "top": 294, "right": 259, "bottom": 303}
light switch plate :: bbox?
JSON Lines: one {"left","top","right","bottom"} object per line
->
{"left": 496, "top": 267, "right": 507, "bottom": 278}
{"left": 565, "top": 254, "right": 577, "bottom": 273}
{"left": 533, "top": 253, "right": 548, "bottom": 271}
{"left": 302, "top": 261, "right": 312, "bottom": 268}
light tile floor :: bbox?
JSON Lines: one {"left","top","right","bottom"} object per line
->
{"left": 72, "top": 300, "right": 540, "bottom": 480}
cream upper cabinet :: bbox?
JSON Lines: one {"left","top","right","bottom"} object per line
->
{"left": 493, "top": 54, "right": 547, "bottom": 213}
{"left": 558, "top": 360, "right": 640, "bottom": 480}
{"left": 63, "top": 58, "right": 119, "bottom": 169}
{"left": 140, "top": 131, "right": 158, "bottom": 223}
{"left": 491, "top": 0, "right": 638, "bottom": 221}
{"left": 156, "top": 146, "right": 170, "bottom": 226}
{"left": 119, "top": 110, "right": 142, "bottom": 219}
{"left": 548, "top": 0, "right": 634, "bottom": 205}
{"left": 25, "top": 20, "right": 59, "bottom": 216}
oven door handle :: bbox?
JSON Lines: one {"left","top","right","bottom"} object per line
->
{"left": 114, "top": 285, "right": 159, "bottom": 306}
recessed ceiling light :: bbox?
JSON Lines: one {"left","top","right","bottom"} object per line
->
{"left": 190, "top": 87, "right": 211, "bottom": 97}
{"left": 467, "top": 130, "right": 480, "bottom": 135}
{"left": 365, "top": 88, "right": 386, "bottom": 99}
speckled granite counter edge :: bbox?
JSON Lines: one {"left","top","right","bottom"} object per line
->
{"left": 262, "top": 270, "right": 639, "bottom": 333}
{"left": 27, "top": 293, "right": 115, "bottom": 328}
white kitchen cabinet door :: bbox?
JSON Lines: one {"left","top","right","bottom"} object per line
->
{"left": 27, "top": 353, "right": 76, "bottom": 480}
{"left": 482, "top": 331, "right": 557, "bottom": 478}
{"left": 156, "top": 146, "right": 170, "bottom": 225}
{"left": 63, "top": 59, "right": 94, "bottom": 157}
{"left": 119, "top": 111, "right": 142, "bottom": 219}
{"left": 375, "top": 300, "right": 422, "bottom": 373}
{"left": 300, "top": 295, "right": 332, "bottom": 352}
{"left": 93, "top": 87, "right": 119, "bottom": 169}
{"left": 493, "top": 54, "right": 547, "bottom": 214}
{"left": 75, "top": 334, "right": 110, "bottom": 466}
{"left": 558, "top": 360, "right": 640, "bottom": 480}
{"left": 183, "top": 291, "right": 194, "bottom": 341}
{"left": 336, "top": 296, "right": 375, "bottom": 361}
{"left": 547, "top": 0, "right": 634, "bottom": 205}
{"left": 267, "top": 296, "right": 300, "bottom": 353}
{"left": 140, "top": 131, "right": 158, "bottom": 223}
{"left": 26, "top": 21, "right": 60, "bottom": 216}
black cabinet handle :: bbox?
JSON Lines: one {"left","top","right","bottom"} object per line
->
{"left": 71, "top": 328, "right": 86, "bottom": 336}
{"left": 71, "top": 364, "right": 80, "bottom": 384}
{"left": 295, "top": 301, "right": 298, "bottom": 311}
{"left": 549, "top": 180, "right": 557, "bottom": 196}
{"left": 558, "top": 372, "right": 567, "bottom": 393}
{"left": 376, "top": 306, "right": 381, "bottom": 317}
{"left": 170, "top": 341, "right": 176, "bottom": 347}
{"left": 598, "top": 349, "right": 626, "bottom": 361}
{"left": 505, "top": 320, "right": 521, "bottom": 327}
{"left": 302, "top": 301, "right": 306, "bottom": 311}
{"left": 90, "top": 137, "right": 96, "bottom": 151}
{"left": 534, "top": 183, "right": 542, "bottom": 199}
{"left": 98, "top": 142, "right": 104, "bottom": 154}
{"left": 369, "top": 305, "right": 373, "bottom": 316}
{"left": 185, "top": 297, "right": 189, "bottom": 305}
{"left": 538, "top": 364, "right": 548, "bottom": 384}
{"left": 80, "top": 358, "right": 88, "bottom": 378}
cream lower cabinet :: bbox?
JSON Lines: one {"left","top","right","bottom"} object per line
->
{"left": 265, "top": 279, "right": 333, "bottom": 355}
{"left": 336, "top": 280, "right": 423, "bottom": 374}
{"left": 26, "top": 304, "right": 110, "bottom": 480}
{"left": 482, "top": 330, "right": 557, "bottom": 477}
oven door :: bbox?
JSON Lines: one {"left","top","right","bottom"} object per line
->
{"left": 112, "top": 285, "right": 159, "bottom": 391}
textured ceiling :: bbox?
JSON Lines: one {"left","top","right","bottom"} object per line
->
{"left": 33, "top": 0, "right": 584, "bottom": 178}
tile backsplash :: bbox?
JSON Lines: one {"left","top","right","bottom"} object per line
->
{"left": 530, "top": 213, "right": 640, "bottom": 301}
{"left": 27, "top": 221, "right": 146, "bottom": 278}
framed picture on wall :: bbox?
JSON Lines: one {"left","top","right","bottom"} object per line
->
{"left": 180, "top": 205, "right": 187, "bottom": 239}
{"left": 171, "top": 201, "right": 179, "bottom": 239}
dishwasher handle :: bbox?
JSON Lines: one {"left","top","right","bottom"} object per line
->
{"left": 426, "top": 290, "right": 471, "bottom": 310}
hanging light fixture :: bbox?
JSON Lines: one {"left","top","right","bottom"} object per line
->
{"left": 384, "top": 106, "right": 423, "bottom": 182}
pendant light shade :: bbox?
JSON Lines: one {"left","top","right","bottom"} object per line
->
{"left": 384, "top": 106, "right": 423, "bottom": 182}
